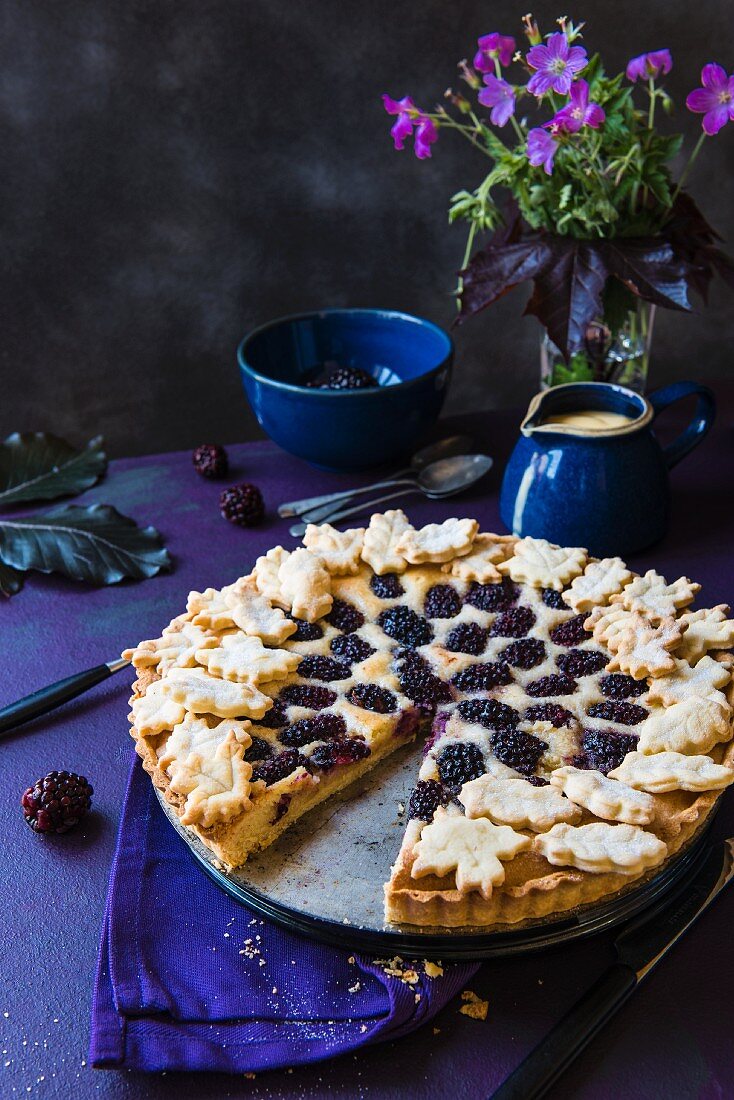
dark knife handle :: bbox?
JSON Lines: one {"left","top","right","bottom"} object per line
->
{"left": 0, "top": 661, "right": 127, "bottom": 737}
{"left": 491, "top": 963, "right": 637, "bottom": 1100}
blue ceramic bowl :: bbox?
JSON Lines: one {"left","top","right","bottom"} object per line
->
{"left": 237, "top": 309, "right": 453, "bottom": 470}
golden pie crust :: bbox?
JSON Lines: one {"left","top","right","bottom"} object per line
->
{"left": 124, "top": 519, "right": 734, "bottom": 930}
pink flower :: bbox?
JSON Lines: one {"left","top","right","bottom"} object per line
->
{"left": 527, "top": 128, "right": 558, "bottom": 175}
{"left": 477, "top": 74, "right": 516, "bottom": 127}
{"left": 382, "top": 94, "right": 438, "bottom": 158}
{"left": 526, "top": 32, "right": 587, "bottom": 96}
{"left": 547, "top": 79, "right": 605, "bottom": 133}
{"left": 625, "top": 49, "right": 672, "bottom": 82}
{"left": 686, "top": 64, "right": 734, "bottom": 135}
{"left": 474, "top": 33, "right": 516, "bottom": 72}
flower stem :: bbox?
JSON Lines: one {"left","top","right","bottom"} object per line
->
{"left": 671, "top": 132, "right": 706, "bottom": 204}
{"left": 455, "top": 222, "right": 478, "bottom": 305}
{"left": 647, "top": 76, "right": 656, "bottom": 129}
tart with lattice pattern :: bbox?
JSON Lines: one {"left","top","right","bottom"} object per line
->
{"left": 124, "top": 513, "right": 734, "bottom": 928}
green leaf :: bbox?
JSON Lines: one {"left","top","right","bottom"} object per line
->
{"left": 0, "top": 433, "right": 107, "bottom": 509}
{"left": 0, "top": 559, "right": 24, "bottom": 597}
{"left": 0, "top": 503, "right": 170, "bottom": 586}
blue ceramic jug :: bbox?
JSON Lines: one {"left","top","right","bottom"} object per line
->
{"left": 500, "top": 381, "right": 716, "bottom": 557}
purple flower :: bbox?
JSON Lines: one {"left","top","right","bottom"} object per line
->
{"left": 625, "top": 49, "right": 672, "bottom": 82}
{"left": 527, "top": 128, "right": 558, "bottom": 175}
{"left": 686, "top": 64, "right": 734, "bottom": 135}
{"left": 413, "top": 115, "right": 438, "bottom": 159}
{"left": 474, "top": 33, "right": 516, "bottom": 72}
{"left": 526, "top": 32, "right": 587, "bottom": 96}
{"left": 477, "top": 74, "right": 516, "bottom": 127}
{"left": 548, "top": 79, "right": 605, "bottom": 133}
{"left": 382, "top": 94, "right": 438, "bottom": 158}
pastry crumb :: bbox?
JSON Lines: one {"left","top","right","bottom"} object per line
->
{"left": 433, "top": 1027, "right": 441, "bottom": 1035}
{"left": 424, "top": 961, "right": 444, "bottom": 978}
{"left": 460, "top": 990, "right": 489, "bottom": 1020}
{"left": 348, "top": 982, "right": 361, "bottom": 993}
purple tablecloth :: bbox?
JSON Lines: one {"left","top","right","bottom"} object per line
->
{"left": 3, "top": 400, "right": 734, "bottom": 1099}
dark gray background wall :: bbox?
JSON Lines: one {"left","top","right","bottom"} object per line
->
{"left": 1, "top": 0, "right": 732, "bottom": 457}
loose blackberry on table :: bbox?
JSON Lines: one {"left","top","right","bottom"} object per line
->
{"left": 21, "top": 771, "right": 93, "bottom": 835}
{"left": 192, "top": 442, "right": 228, "bottom": 479}
{"left": 219, "top": 482, "right": 265, "bottom": 527}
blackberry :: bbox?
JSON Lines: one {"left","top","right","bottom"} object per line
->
{"left": 251, "top": 749, "right": 307, "bottom": 786}
{"left": 279, "top": 714, "right": 347, "bottom": 748}
{"left": 370, "top": 572, "right": 404, "bottom": 599}
{"left": 407, "top": 780, "right": 450, "bottom": 822}
{"left": 524, "top": 703, "right": 575, "bottom": 728}
{"left": 499, "top": 638, "right": 546, "bottom": 669}
{"left": 378, "top": 605, "right": 433, "bottom": 647}
{"left": 297, "top": 655, "right": 352, "bottom": 681}
{"left": 542, "top": 588, "right": 568, "bottom": 609}
{"left": 550, "top": 614, "right": 590, "bottom": 647}
{"left": 330, "top": 634, "right": 375, "bottom": 664}
{"left": 320, "top": 365, "right": 376, "bottom": 390}
{"left": 490, "top": 606, "right": 536, "bottom": 638}
{"left": 575, "top": 728, "right": 638, "bottom": 775}
{"left": 347, "top": 684, "right": 397, "bottom": 713}
{"left": 21, "top": 771, "right": 93, "bottom": 834}
{"left": 445, "top": 623, "right": 488, "bottom": 656}
{"left": 278, "top": 684, "right": 337, "bottom": 710}
{"left": 397, "top": 651, "right": 452, "bottom": 707}
{"left": 525, "top": 775, "right": 550, "bottom": 787}
{"left": 220, "top": 483, "right": 265, "bottom": 527}
{"left": 464, "top": 579, "right": 519, "bottom": 612}
{"left": 285, "top": 614, "right": 323, "bottom": 642}
{"left": 436, "top": 742, "right": 486, "bottom": 789}
{"left": 557, "top": 649, "right": 608, "bottom": 678}
{"left": 599, "top": 674, "right": 647, "bottom": 699}
{"left": 272, "top": 794, "right": 291, "bottom": 823}
{"left": 491, "top": 728, "right": 547, "bottom": 775}
{"left": 257, "top": 702, "right": 287, "bottom": 729}
{"left": 587, "top": 700, "right": 648, "bottom": 726}
{"left": 526, "top": 674, "right": 577, "bottom": 697}
{"left": 451, "top": 661, "right": 513, "bottom": 692}
{"left": 309, "top": 736, "right": 371, "bottom": 770}
{"left": 244, "top": 736, "right": 273, "bottom": 763}
{"left": 325, "top": 598, "right": 364, "bottom": 634}
{"left": 192, "top": 443, "right": 228, "bottom": 479}
{"left": 424, "top": 584, "right": 462, "bottom": 619}
{"left": 457, "top": 698, "right": 520, "bottom": 730}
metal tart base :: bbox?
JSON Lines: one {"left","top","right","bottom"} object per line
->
{"left": 157, "top": 743, "right": 716, "bottom": 960}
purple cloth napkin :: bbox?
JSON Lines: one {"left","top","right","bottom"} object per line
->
{"left": 90, "top": 755, "right": 479, "bottom": 1072}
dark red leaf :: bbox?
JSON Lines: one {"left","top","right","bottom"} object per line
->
{"left": 523, "top": 240, "right": 607, "bottom": 357}
{"left": 602, "top": 239, "right": 692, "bottom": 312}
{"left": 458, "top": 239, "right": 552, "bottom": 320}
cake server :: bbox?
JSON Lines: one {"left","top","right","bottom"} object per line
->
{"left": 0, "top": 657, "right": 130, "bottom": 737}
{"left": 491, "top": 837, "right": 734, "bottom": 1100}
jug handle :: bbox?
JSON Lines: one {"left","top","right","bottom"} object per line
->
{"left": 648, "top": 381, "right": 716, "bottom": 470}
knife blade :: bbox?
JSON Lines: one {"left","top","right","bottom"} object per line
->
{"left": 491, "top": 838, "right": 734, "bottom": 1100}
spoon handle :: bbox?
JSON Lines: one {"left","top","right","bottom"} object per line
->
{"left": 278, "top": 469, "right": 412, "bottom": 517}
{"left": 295, "top": 479, "right": 418, "bottom": 526}
{"left": 289, "top": 486, "right": 419, "bottom": 537}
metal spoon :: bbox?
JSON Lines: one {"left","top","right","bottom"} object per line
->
{"left": 277, "top": 434, "right": 474, "bottom": 518}
{"left": 288, "top": 453, "right": 493, "bottom": 537}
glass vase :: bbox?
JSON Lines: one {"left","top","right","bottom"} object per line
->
{"left": 540, "top": 302, "right": 656, "bottom": 393}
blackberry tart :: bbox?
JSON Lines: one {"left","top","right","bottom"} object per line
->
{"left": 124, "top": 515, "right": 734, "bottom": 928}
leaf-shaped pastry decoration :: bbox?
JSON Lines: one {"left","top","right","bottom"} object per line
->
{"left": 411, "top": 808, "right": 530, "bottom": 899}
{"left": 395, "top": 518, "right": 478, "bottom": 564}
{"left": 676, "top": 606, "right": 734, "bottom": 665}
{"left": 499, "top": 537, "right": 587, "bottom": 590}
{"left": 609, "top": 750, "right": 734, "bottom": 793}
{"left": 0, "top": 433, "right": 107, "bottom": 508}
{"left": 196, "top": 634, "right": 301, "bottom": 684}
{"left": 535, "top": 821, "right": 667, "bottom": 874}
{"left": 0, "top": 504, "right": 170, "bottom": 586}
{"left": 361, "top": 509, "right": 411, "bottom": 575}
{"left": 566, "top": 557, "right": 633, "bottom": 613}
{"left": 610, "top": 569, "right": 700, "bottom": 621}
{"left": 168, "top": 731, "right": 253, "bottom": 828}
{"left": 636, "top": 698, "right": 732, "bottom": 756}
{"left": 277, "top": 548, "right": 332, "bottom": 622}
{"left": 130, "top": 681, "right": 186, "bottom": 737}
{"left": 549, "top": 767, "right": 654, "bottom": 825}
{"left": 123, "top": 617, "right": 216, "bottom": 673}
{"left": 646, "top": 656, "right": 730, "bottom": 707}
{"left": 303, "top": 524, "right": 365, "bottom": 575}
{"left": 224, "top": 576, "right": 297, "bottom": 645}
